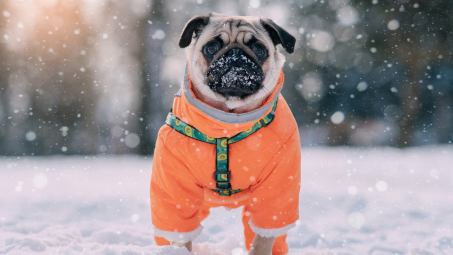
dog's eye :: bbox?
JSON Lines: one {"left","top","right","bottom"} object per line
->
{"left": 252, "top": 45, "right": 263, "bottom": 55}
{"left": 252, "top": 44, "right": 267, "bottom": 59}
{"left": 203, "top": 39, "right": 223, "bottom": 60}
{"left": 207, "top": 44, "right": 219, "bottom": 55}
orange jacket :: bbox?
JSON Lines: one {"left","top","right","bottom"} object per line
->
{"left": 150, "top": 69, "right": 301, "bottom": 241}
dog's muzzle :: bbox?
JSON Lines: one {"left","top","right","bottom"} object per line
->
{"left": 206, "top": 46, "right": 264, "bottom": 99}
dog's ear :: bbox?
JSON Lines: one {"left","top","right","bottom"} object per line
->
{"left": 179, "top": 14, "right": 211, "bottom": 48}
{"left": 260, "top": 18, "right": 296, "bottom": 54}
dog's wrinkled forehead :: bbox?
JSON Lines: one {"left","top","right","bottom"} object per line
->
{"left": 179, "top": 12, "right": 295, "bottom": 54}
{"left": 198, "top": 16, "right": 268, "bottom": 46}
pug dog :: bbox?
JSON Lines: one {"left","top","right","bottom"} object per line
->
{"left": 181, "top": 13, "right": 295, "bottom": 114}
{"left": 151, "top": 12, "right": 299, "bottom": 255}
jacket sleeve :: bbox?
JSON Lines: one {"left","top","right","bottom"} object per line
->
{"left": 150, "top": 129, "right": 205, "bottom": 243}
{"left": 248, "top": 129, "right": 301, "bottom": 237}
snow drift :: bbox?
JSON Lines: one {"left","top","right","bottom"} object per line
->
{"left": 0, "top": 147, "right": 452, "bottom": 254}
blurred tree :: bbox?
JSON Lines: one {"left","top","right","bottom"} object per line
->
{"left": 136, "top": 1, "right": 153, "bottom": 155}
{"left": 2, "top": 0, "right": 99, "bottom": 155}
{"left": 288, "top": 0, "right": 452, "bottom": 147}
{"left": 350, "top": 0, "right": 452, "bottom": 147}
{"left": 142, "top": 0, "right": 167, "bottom": 153}
{"left": 31, "top": 1, "right": 98, "bottom": 154}
{"left": 95, "top": 0, "right": 152, "bottom": 155}
{"left": 0, "top": 2, "right": 11, "bottom": 151}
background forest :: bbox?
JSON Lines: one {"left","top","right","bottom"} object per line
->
{"left": 0, "top": 0, "right": 452, "bottom": 155}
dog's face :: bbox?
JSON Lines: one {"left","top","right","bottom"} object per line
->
{"left": 179, "top": 13, "right": 296, "bottom": 113}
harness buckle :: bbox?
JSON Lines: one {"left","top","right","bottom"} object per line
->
{"left": 214, "top": 171, "right": 230, "bottom": 182}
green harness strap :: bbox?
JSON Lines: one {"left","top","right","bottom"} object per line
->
{"left": 165, "top": 100, "right": 278, "bottom": 196}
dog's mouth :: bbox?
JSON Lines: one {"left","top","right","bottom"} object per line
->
{"left": 206, "top": 48, "right": 264, "bottom": 99}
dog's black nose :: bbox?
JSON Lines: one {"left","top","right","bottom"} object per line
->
{"left": 207, "top": 47, "right": 264, "bottom": 99}
{"left": 227, "top": 48, "right": 244, "bottom": 57}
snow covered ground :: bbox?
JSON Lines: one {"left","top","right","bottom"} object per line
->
{"left": 1, "top": 146, "right": 452, "bottom": 255}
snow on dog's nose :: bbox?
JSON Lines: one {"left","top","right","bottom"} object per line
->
{"left": 206, "top": 48, "right": 264, "bottom": 99}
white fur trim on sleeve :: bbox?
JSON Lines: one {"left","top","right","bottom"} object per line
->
{"left": 249, "top": 220, "right": 295, "bottom": 238}
{"left": 153, "top": 225, "right": 203, "bottom": 243}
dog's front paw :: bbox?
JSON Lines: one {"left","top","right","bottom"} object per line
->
{"left": 171, "top": 241, "right": 192, "bottom": 252}
{"left": 248, "top": 235, "right": 275, "bottom": 255}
